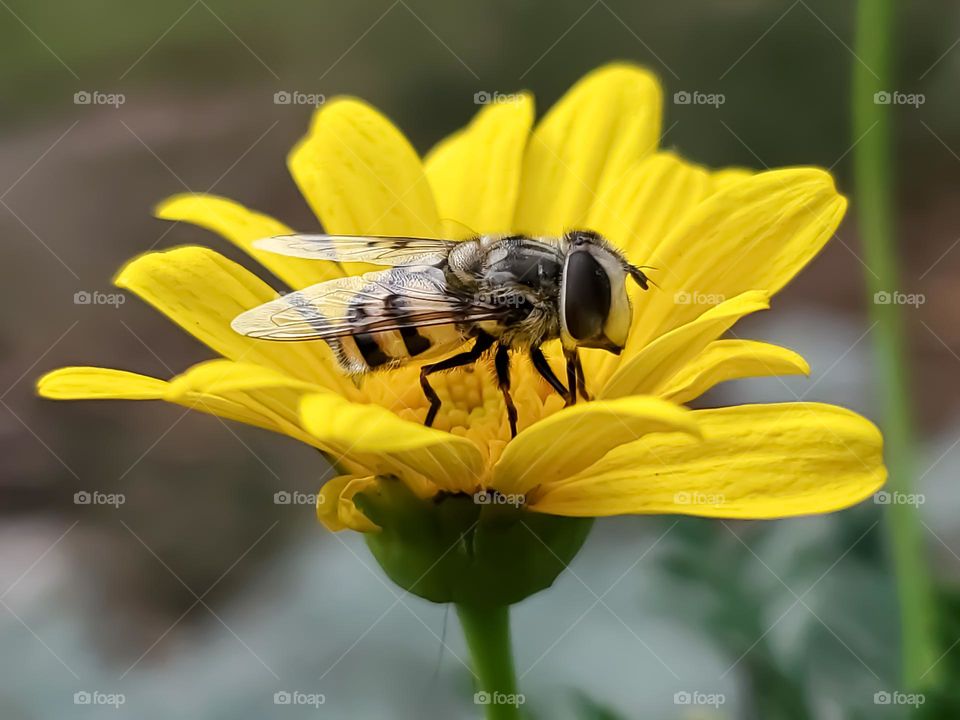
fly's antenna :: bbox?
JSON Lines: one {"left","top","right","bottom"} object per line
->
{"left": 627, "top": 264, "right": 659, "bottom": 290}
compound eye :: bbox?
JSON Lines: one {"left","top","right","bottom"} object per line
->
{"left": 564, "top": 251, "right": 611, "bottom": 340}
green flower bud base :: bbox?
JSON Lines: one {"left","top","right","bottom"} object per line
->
{"left": 355, "top": 477, "right": 593, "bottom": 606}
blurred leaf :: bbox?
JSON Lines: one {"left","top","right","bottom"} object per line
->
{"left": 649, "top": 507, "right": 897, "bottom": 719}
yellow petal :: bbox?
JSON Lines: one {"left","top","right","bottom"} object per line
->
{"left": 288, "top": 98, "right": 441, "bottom": 237}
{"left": 170, "top": 361, "right": 383, "bottom": 465}
{"left": 37, "top": 362, "right": 313, "bottom": 439}
{"left": 167, "top": 360, "right": 318, "bottom": 436}
{"left": 37, "top": 367, "right": 167, "bottom": 400}
{"left": 114, "top": 246, "right": 349, "bottom": 392}
{"left": 166, "top": 358, "right": 318, "bottom": 396}
{"left": 424, "top": 94, "right": 534, "bottom": 237}
{"left": 634, "top": 168, "right": 846, "bottom": 346}
{"left": 492, "top": 395, "right": 699, "bottom": 497}
{"left": 514, "top": 63, "right": 662, "bottom": 235}
{"left": 154, "top": 194, "right": 341, "bottom": 289}
{"left": 657, "top": 339, "right": 810, "bottom": 406}
{"left": 710, "top": 166, "right": 754, "bottom": 192}
{"left": 300, "top": 393, "right": 483, "bottom": 495}
{"left": 585, "top": 151, "right": 710, "bottom": 261}
{"left": 529, "top": 403, "right": 886, "bottom": 518}
{"left": 39, "top": 360, "right": 456, "bottom": 492}
{"left": 601, "top": 291, "right": 770, "bottom": 399}
{"left": 317, "top": 474, "right": 380, "bottom": 533}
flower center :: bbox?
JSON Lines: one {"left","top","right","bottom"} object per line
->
{"left": 362, "top": 359, "right": 568, "bottom": 465}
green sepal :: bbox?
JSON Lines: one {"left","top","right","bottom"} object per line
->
{"left": 355, "top": 477, "right": 592, "bottom": 605}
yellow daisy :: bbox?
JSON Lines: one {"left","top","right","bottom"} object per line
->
{"left": 37, "top": 64, "right": 885, "bottom": 593}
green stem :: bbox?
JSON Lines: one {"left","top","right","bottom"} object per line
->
{"left": 852, "top": 0, "right": 939, "bottom": 689}
{"left": 457, "top": 604, "right": 522, "bottom": 720}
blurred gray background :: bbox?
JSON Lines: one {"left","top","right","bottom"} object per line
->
{"left": 2, "top": 1, "right": 959, "bottom": 718}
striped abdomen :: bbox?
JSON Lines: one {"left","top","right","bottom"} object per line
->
{"left": 329, "top": 322, "right": 468, "bottom": 374}
{"left": 325, "top": 270, "right": 472, "bottom": 375}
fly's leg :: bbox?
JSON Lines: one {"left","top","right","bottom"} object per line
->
{"left": 563, "top": 348, "right": 590, "bottom": 404}
{"left": 564, "top": 349, "right": 578, "bottom": 407}
{"left": 574, "top": 350, "right": 590, "bottom": 401}
{"left": 529, "top": 346, "right": 569, "bottom": 402}
{"left": 420, "top": 333, "right": 495, "bottom": 427}
{"left": 494, "top": 344, "right": 518, "bottom": 437}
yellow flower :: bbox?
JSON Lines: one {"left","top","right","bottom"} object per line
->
{"left": 37, "top": 64, "right": 885, "bottom": 548}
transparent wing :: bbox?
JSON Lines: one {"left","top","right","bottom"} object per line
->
{"left": 253, "top": 234, "right": 460, "bottom": 267}
{"left": 231, "top": 266, "right": 504, "bottom": 341}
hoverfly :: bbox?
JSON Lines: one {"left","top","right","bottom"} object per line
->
{"left": 232, "top": 230, "right": 650, "bottom": 437}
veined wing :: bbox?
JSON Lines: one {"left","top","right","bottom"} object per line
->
{"left": 253, "top": 234, "right": 460, "bottom": 267}
{"left": 231, "top": 265, "right": 503, "bottom": 342}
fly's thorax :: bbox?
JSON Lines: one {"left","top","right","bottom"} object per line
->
{"left": 445, "top": 235, "right": 492, "bottom": 286}
{"left": 558, "top": 230, "right": 633, "bottom": 354}
{"left": 423, "top": 234, "right": 565, "bottom": 349}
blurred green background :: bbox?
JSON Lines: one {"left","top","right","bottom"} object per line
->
{"left": 2, "top": 0, "right": 959, "bottom": 718}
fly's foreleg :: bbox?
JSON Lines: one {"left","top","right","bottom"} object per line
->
{"left": 574, "top": 350, "right": 590, "bottom": 401}
{"left": 563, "top": 348, "right": 590, "bottom": 406}
{"left": 529, "top": 346, "right": 570, "bottom": 402}
{"left": 564, "top": 349, "right": 577, "bottom": 407}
